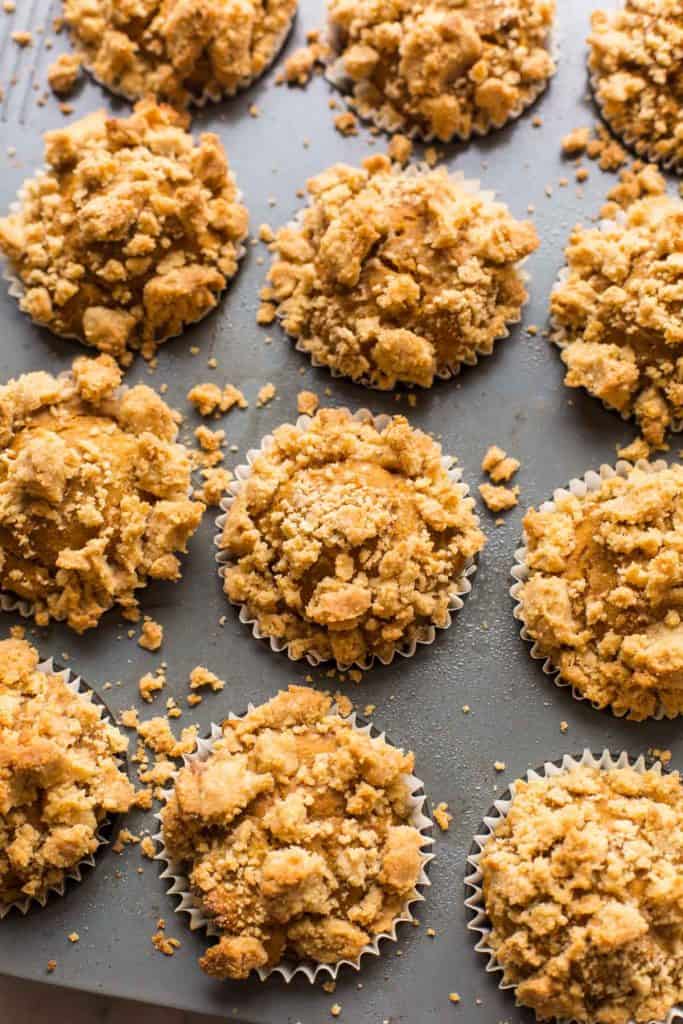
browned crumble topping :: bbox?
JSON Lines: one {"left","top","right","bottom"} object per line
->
{"left": 0, "top": 639, "right": 135, "bottom": 906}
{"left": 519, "top": 462, "right": 683, "bottom": 719}
{"left": 152, "top": 930, "right": 180, "bottom": 955}
{"left": 194, "top": 466, "right": 233, "bottom": 506}
{"left": 0, "top": 101, "right": 248, "bottom": 363}
{"left": 326, "top": 0, "right": 556, "bottom": 141}
{"left": 161, "top": 686, "right": 426, "bottom": 979}
{"left": 481, "top": 445, "right": 520, "bottom": 483}
{"left": 63, "top": 0, "right": 298, "bottom": 107}
{"left": 260, "top": 157, "right": 538, "bottom": 389}
{"left": 139, "top": 669, "right": 166, "bottom": 703}
{"left": 334, "top": 111, "right": 358, "bottom": 136}
{"left": 48, "top": 52, "right": 82, "bottom": 96}
{"left": 433, "top": 802, "right": 451, "bottom": 831}
{"left": 297, "top": 390, "right": 319, "bottom": 416}
{"left": 479, "top": 482, "right": 519, "bottom": 512}
{"left": 140, "top": 835, "right": 156, "bottom": 858}
{"left": 561, "top": 126, "right": 591, "bottom": 155}
{"left": 256, "top": 382, "right": 276, "bottom": 406}
{"left": 283, "top": 37, "right": 330, "bottom": 85}
{"left": 139, "top": 618, "right": 163, "bottom": 652}
{"left": 387, "top": 134, "right": 413, "bottom": 166}
{"left": 588, "top": 0, "right": 683, "bottom": 169}
{"left": 189, "top": 666, "right": 225, "bottom": 692}
{"left": 187, "top": 382, "right": 248, "bottom": 416}
{"left": 11, "top": 30, "right": 32, "bottom": 47}
{"left": 220, "top": 408, "right": 485, "bottom": 665}
{"left": 599, "top": 161, "right": 666, "bottom": 220}
{"left": 551, "top": 194, "right": 683, "bottom": 448}
{"left": 481, "top": 762, "right": 683, "bottom": 1024}
{"left": 137, "top": 717, "right": 197, "bottom": 758}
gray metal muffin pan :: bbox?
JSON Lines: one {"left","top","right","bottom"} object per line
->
{"left": 0, "top": 0, "right": 681, "bottom": 1021}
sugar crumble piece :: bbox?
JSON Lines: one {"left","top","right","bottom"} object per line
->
{"left": 140, "top": 836, "right": 157, "bottom": 859}
{"left": 561, "top": 127, "right": 590, "bottom": 156}
{"left": 479, "top": 483, "right": 519, "bottom": 512}
{"left": 481, "top": 445, "right": 520, "bottom": 483}
{"left": 387, "top": 134, "right": 413, "bottom": 165}
{"left": 139, "top": 668, "right": 166, "bottom": 703}
{"left": 139, "top": 618, "right": 163, "bottom": 652}
{"left": 334, "top": 112, "right": 358, "bottom": 137}
{"left": 195, "top": 425, "right": 225, "bottom": 452}
{"left": 12, "top": 30, "right": 32, "bottom": 46}
{"left": 187, "top": 382, "right": 248, "bottom": 416}
{"left": 189, "top": 666, "right": 225, "bottom": 692}
{"left": 257, "top": 382, "right": 276, "bottom": 406}
{"left": 617, "top": 437, "right": 651, "bottom": 463}
{"left": 194, "top": 466, "right": 233, "bottom": 506}
{"left": 113, "top": 828, "right": 140, "bottom": 853}
{"left": 282, "top": 39, "right": 328, "bottom": 86}
{"left": 47, "top": 960, "right": 57, "bottom": 973}
{"left": 152, "top": 931, "right": 181, "bottom": 956}
{"left": 67, "top": 932, "right": 79, "bottom": 943}
{"left": 47, "top": 52, "right": 82, "bottom": 96}
{"left": 297, "top": 390, "right": 319, "bottom": 416}
{"left": 137, "top": 717, "right": 197, "bottom": 758}
{"left": 120, "top": 707, "right": 140, "bottom": 729}
{"left": 449, "top": 993, "right": 461, "bottom": 1004}
{"left": 434, "top": 802, "right": 452, "bottom": 831}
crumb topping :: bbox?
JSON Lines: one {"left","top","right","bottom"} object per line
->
{"left": 161, "top": 685, "right": 426, "bottom": 978}
{"left": 326, "top": 0, "right": 555, "bottom": 141}
{"left": 481, "top": 762, "right": 683, "bottom": 1024}
{"left": 219, "top": 408, "right": 485, "bottom": 665}
{"left": 0, "top": 639, "right": 135, "bottom": 906}
{"left": 0, "top": 354, "right": 203, "bottom": 632}
{"left": 63, "top": 0, "right": 297, "bottom": 107}
{"left": 261, "top": 158, "right": 538, "bottom": 389}
{"left": 551, "top": 194, "right": 683, "bottom": 448}
{"left": 0, "top": 100, "right": 248, "bottom": 362}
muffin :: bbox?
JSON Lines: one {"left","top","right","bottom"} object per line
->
{"left": 325, "top": 0, "right": 556, "bottom": 141}
{"left": 477, "top": 759, "right": 683, "bottom": 1024}
{"left": 551, "top": 194, "right": 683, "bottom": 448}
{"left": 0, "top": 354, "right": 203, "bottom": 632}
{"left": 0, "top": 638, "right": 135, "bottom": 909}
{"left": 0, "top": 100, "right": 248, "bottom": 363}
{"left": 63, "top": 0, "right": 297, "bottom": 107}
{"left": 218, "top": 408, "right": 485, "bottom": 666}
{"left": 161, "top": 685, "right": 429, "bottom": 979}
{"left": 516, "top": 461, "right": 683, "bottom": 720}
{"left": 259, "top": 157, "right": 539, "bottom": 389}
{"left": 588, "top": 0, "right": 683, "bottom": 170}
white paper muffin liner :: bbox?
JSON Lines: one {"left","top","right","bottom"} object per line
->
{"left": 266, "top": 166, "right": 532, "bottom": 390}
{"left": 0, "top": 657, "right": 127, "bottom": 918}
{"left": 464, "top": 747, "right": 683, "bottom": 1024}
{"left": 323, "top": 21, "right": 559, "bottom": 143}
{"left": 511, "top": 457, "right": 672, "bottom": 720}
{"left": 214, "top": 408, "right": 480, "bottom": 670}
{"left": 153, "top": 704, "right": 434, "bottom": 983}
{"left": 1, "top": 165, "right": 247, "bottom": 357}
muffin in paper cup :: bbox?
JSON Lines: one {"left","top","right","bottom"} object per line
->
{"left": 465, "top": 748, "right": 683, "bottom": 1024}
{"left": 153, "top": 697, "right": 434, "bottom": 983}
{"left": 0, "top": 654, "right": 131, "bottom": 918}
{"left": 214, "top": 408, "right": 482, "bottom": 670}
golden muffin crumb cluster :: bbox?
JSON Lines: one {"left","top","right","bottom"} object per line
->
{"left": 325, "top": 0, "right": 556, "bottom": 141}
{"left": 0, "top": 100, "right": 248, "bottom": 362}
{"left": 63, "top": 0, "right": 297, "bottom": 107}
{"left": 480, "top": 762, "right": 683, "bottom": 1024}
{"left": 161, "top": 685, "right": 426, "bottom": 979}
{"left": 0, "top": 354, "right": 203, "bottom": 632}
{"left": 551, "top": 194, "right": 683, "bottom": 448}
{"left": 519, "top": 463, "right": 683, "bottom": 720}
{"left": 220, "top": 408, "right": 485, "bottom": 666}
{"left": 588, "top": 0, "right": 683, "bottom": 169}
{"left": 260, "top": 158, "right": 538, "bottom": 389}
{"left": 0, "top": 639, "right": 135, "bottom": 907}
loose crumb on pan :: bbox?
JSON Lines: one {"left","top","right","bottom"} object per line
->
{"left": 139, "top": 618, "right": 163, "bottom": 652}
{"left": 334, "top": 112, "right": 358, "bottom": 136}
{"left": 297, "top": 390, "right": 319, "bottom": 416}
{"left": 189, "top": 666, "right": 225, "bottom": 692}
{"left": 433, "top": 802, "right": 452, "bottom": 831}
{"left": 479, "top": 483, "right": 519, "bottom": 512}
{"left": 194, "top": 466, "right": 233, "bottom": 506}
{"left": 481, "top": 445, "right": 520, "bottom": 483}
{"left": 279, "top": 30, "right": 329, "bottom": 86}
{"left": 187, "top": 383, "right": 248, "bottom": 416}
{"left": 47, "top": 52, "right": 82, "bottom": 96}
{"left": 136, "top": 717, "right": 197, "bottom": 758}
{"left": 256, "top": 382, "right": 276, "bottom": 407}
{"left": 139, "top": 668, "right": 166, "bottom": 703}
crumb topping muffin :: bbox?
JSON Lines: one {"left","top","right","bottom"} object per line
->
{"left": 0, "top": 100, "right": 248, "bottom": 363}
{"left": 325, "top": 0, "right": 556, "bottom": 141}
{"left": 0, "top": 354, "right": 203, "bottom": 632}
{"left": 518, "top": 462, "right": 683, "bottom": 720}
{"left": 588, "top": 0, "right": 683, "bottom": 170}
{"left": 63, "top": 0, "right": 297, "bottom": 107}
{"left": 260, "top": 157, "right": 539, "bottom": 389}
{"left": 551, "top": 194, "right": 683, "bottom": 448}
{"left": 0, "top": 638, "right": 135, "bottom": 908}
{"left": 480, "top": 761, "right": 683, "bottom": 1024}
{"left": 161, "top": 685, "right": 427, "bottom": 979}
{"left": 219, "top": 408, "right": 485, "bottom": 666}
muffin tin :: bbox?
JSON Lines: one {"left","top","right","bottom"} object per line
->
{"left": 0, "top": 0, "right": 682, "bottom": 1021}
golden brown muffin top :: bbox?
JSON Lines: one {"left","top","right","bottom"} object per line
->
{"left": 259, "top": 157, "right": 539, "bottom": 389}
{"left": 161, "top": 685, "right": 426, "bottom": 979}
{"left": 0, "top": 638, "right": 135, "bottom": 907}
{"left": 326, "top": 0, "right": 555, "bottom": 142}
{"left": 0, "top": 100, "right": 248, "bottom": 362}
{"left": 64, "top": 0, "right": 297, "bottom": 107}
{"left": 519, "top": 462, "right": 683, "bottom": 720}
{"left": 0, "top": 354, "right": 203, "bottom": 632}
{"left": 551, "top": 193, "right": 683, "bottom": 448}
{"left": 588, "top": 0, "right": 683, "bottom": 170}
{"left": 219, "top": 407, "right": 485, "bottom": 666}
{"left": 480, "top": 762, "right": 683, "bottom": 1024}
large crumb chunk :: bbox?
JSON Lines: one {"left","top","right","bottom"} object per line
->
{"left": 139, "top": 618, "right": 163, "bottom": 652}
{"left": 481, "top": 445, "right": 520, "bottom": 483}
{"left": 47, "top": 53, "right": 82, "bottom": 96}
{"left": 479, "top": 483, "right": 519, "bottom": 512}
{"left": 187, "top": 383, "right": 248, "bottom": 417}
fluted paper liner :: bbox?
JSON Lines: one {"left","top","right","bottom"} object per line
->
{"left": 0, "top": 657, "right": 127, "bottom": 918}
{"left": 214, "top": 408, "right": 480, "bottom": 669}
{"left": 464, "top": 748, "right": 683, "bottom": 1024}
{"left": 154, "top": 706, "right": 434, "bottom": 983}
{"left": 511, "top": 457, "right": 671, "bottom": 719}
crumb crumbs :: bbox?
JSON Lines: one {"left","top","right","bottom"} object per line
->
{"left": 257, "top": 382, "right": 276, "bottom": 406}
{"left": 67, "top": 932, "right": 79, "bottom": 943}
{"left": 449, "top": 993, "right": 461, "bottom": 1005}
{"left": 140, "top": 836, "right": 157, "bottom": 859}
{"left": 189, "top": 666, "right": 225, "bottom": 692}
{"left": 434, "top": 802, "right": 452, "bottom": 831}
{"left": 139, "top": 618, "right": 163, "bottom": 652}
{"left": 481, "top": 445, "right": 520, "bottom": 484}
{"left": 297, "top": 390, "right": 319, "bottom": 416}
{"left": 494, "top": 761, "right": 506, "bottom": 772}
{"left": 479, "top": 483, "right": 519, "bottom": 512}
{"left": 334, "top": 112, "right": 358, "bottom": 136}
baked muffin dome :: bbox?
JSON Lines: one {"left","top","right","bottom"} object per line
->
{"left": 0, "top": 354, "right": 203, "bottom": 632}
{"left": 63, "top": 0, "right": 297, "bottom": 107}
{"left": 551, "top": 194, "right": 683, "bottom": 448}
{"left": 219, "top": 408, "right": 485, "bottom": 666}
{"left": 588, "top": 0, "right": 683, "bottom": 170}
{"left": 0, "top": 639, "right": 135, "bottom": 908}
{"left": 260, "top": 157, "right": 539, "bottom": 389}
{"left": 325, "top": 0, "right": 556, "bottom": 141}
{"left": 518, "top": 461, "right": 683, "bottom": 720}
{"left": 161, "top": 685, "right": 428, "bottom": 979}
{"left": 479, "top": 761, "right": 683, "bottom": 1024}
{"left": 0, "top": 100, "right": 248, "bottom": 363}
